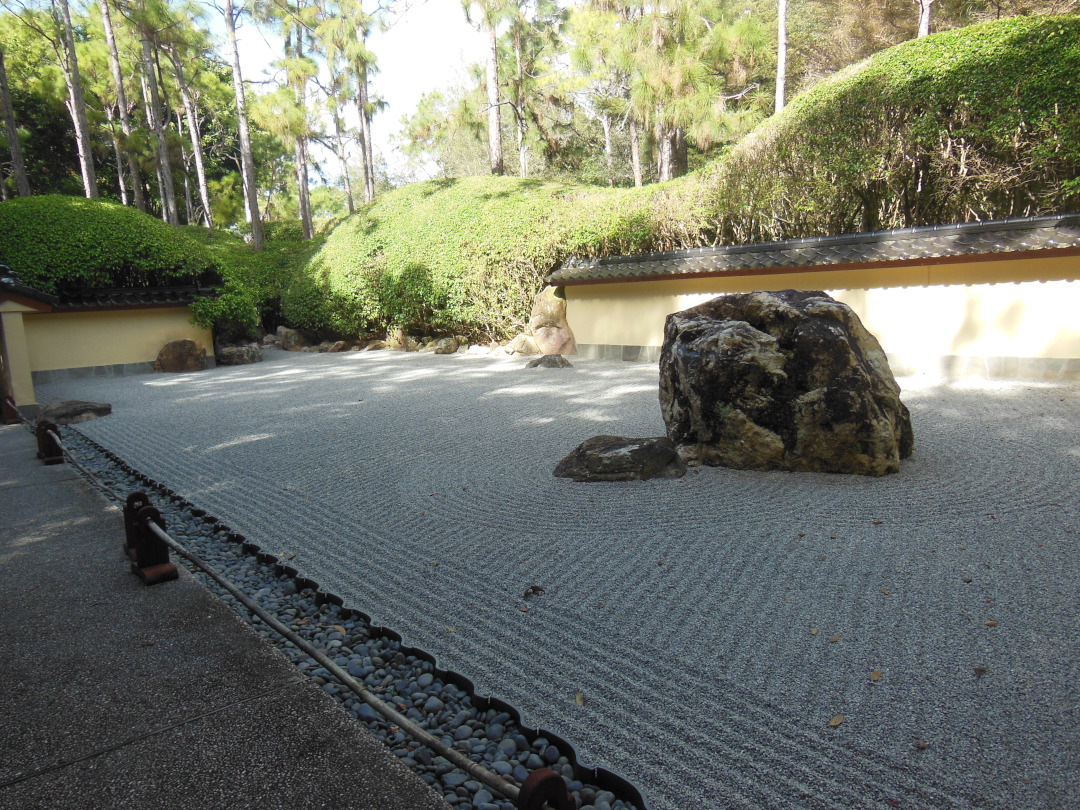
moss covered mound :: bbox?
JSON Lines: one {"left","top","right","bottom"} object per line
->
{"left": 0, "top": 195, "right": 222, "bottom": 292}
{"left": 283, "top": 174, "right": 713, "bottom": 339}
{"left": 708, "top": 14, "right": 1080, "bottom": 242}
{"left": 294, "top": 15, "right": 1080, "bottom": 339}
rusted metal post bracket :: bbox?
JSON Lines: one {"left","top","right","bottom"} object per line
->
{"left": 123, "top": 491, "right": 152, "bottom": 561}
{"left": 35, "top": 420, "right": 63, "bottom": 465}
{"left": 518, "top": 768, "right": 575, "bottom": 810}
{"left": 131, "top": 504, "right": 178, "bottom": 586}
{"left": 2, "top": 395, "right": 20, "bottom": 425}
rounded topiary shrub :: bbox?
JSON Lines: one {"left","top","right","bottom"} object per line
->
{"left": 0, "top": 195, "right": 222, "bottom": 292}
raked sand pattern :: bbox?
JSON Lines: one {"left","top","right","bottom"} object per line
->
{"left": 37, "top": 350, "right": 1080, "bottom": 809}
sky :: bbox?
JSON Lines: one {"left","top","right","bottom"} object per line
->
{"left": 220, "top": 0, "right": 488, "bottom": 183}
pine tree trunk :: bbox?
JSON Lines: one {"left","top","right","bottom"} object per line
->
{"left": 673, "top": 127, "right": 687, "bottom": 177}
{"left": 629, "top": 117, "right": 642, "bottom": 188}
{"left": 57, "top": 0, "right": 98, "bottom": 198}
{"left": 139, "top": 71, "right": 166, "bottom": 220}
{"left": 222, "top": 0, "right": 263, "bottom": 249}
{"left": 293, "top": 23, "right": 313, "bottom": 240}
{"left": 332, "top": 111, "right": 354, "bottom": 214}
{"left": 176, "top": 109, "right": 195, "bottom": 224}
{"left": 775, "top": 0, "right": 787, "bottom": 113}
{"left": 357, "top": 64, "right": 375, "bottom": 203}
{"left": 104, "top": 104, "right": 128, "bottom": 204}
{"left": 917, "top": 0, "right": 933, "bottom": 37}
{"left": 601, "top": 113, "right": 613, "bottom": 187}
{"left": 170, "top": 53, "right": 213, "bottom": 230}
{"left": 141, "top": 34, "right": 178, "bottom": 225}
{"left": 0, "top": 47, "right": 30, "bottom": 197}
{"left": 98, "top": 0, "right": 144, "bottom": 210}
{"left": 514, "top": 28, "right": 526, "bottom": 178}
{"left": 485, "top": 22, "right": 503, "bottom": 176}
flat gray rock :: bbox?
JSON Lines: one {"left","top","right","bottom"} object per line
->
{"left": 527, "top": 354, "right": 573, "bottom": 369}
{"left": 554, "top": 435, "right": 687, "bottom": 481}
{"left": 37, "top": 400, "right": 112, "bottom": 425}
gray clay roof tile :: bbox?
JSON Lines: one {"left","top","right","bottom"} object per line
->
{"left": 548, "top": 213, "right": 1080, "bottom": 284}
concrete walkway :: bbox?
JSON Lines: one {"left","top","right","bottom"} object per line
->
{"left": 31, "top": 350, "right": 1080, "bottom": 809}
{"left": 0, "top": 422, "right": 447, "bottom": 810}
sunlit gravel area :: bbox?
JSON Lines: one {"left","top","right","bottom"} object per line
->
{"left": 38, "top": 349, "right": 1080, "bottom": 810}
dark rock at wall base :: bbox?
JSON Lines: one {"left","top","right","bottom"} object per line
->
{"left": 154, "top": 339, "right": 206, "bottom": 373}
{"left": 659, "top": 290, "right": 913, "bottom": 476}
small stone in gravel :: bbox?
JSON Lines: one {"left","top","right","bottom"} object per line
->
{"left": 442, "top": 772, "right": 468, "bottom": 788}
{"left": 424, "top": 696, "right": 444, "bottom": 714}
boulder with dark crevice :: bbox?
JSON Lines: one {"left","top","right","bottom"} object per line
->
{"left": 37, "top": 400, "right": 112, "bottom": 425}
{"left": 529, "top": 286, "right": 577, "bottom": 356}
{"left": 659, "top": 289, "right": 913, "bottom": 476}
{"left": 554, "top": 435, "right": 687, "bottom": 481}
{"left": 527, "top": 354, "right": 573, "bottom": 369}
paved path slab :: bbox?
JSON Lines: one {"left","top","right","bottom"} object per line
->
{"left": 0, "top": 423, "right": 447, "bottom": 810}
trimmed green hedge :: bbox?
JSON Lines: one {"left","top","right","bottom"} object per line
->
{"left": 0, "top": 195, "right": 221, "bottom": 292}
{"left": 706, "top": 15, "right": 1080, "bottom": 242}
{"left": 283, "top": 175, "right": 713, "bottom": 339}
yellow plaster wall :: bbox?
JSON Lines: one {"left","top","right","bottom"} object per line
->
{"left": 564, "top": 254, "right": 1080, "bottom": 366}
{"left": 22, "top": 307, "right": 212, "bottom": 372}
{"left": 1, "top": 311, "right": 36, "bottom": 405}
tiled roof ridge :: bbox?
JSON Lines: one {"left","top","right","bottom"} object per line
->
{"left": 56, "top": 284, "right": 211, "bottom": 310}
{"left": 552, "top": 212, "right": 1080, "bottom": 282}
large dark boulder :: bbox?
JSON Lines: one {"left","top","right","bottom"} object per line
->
{"left": 154, "top": 339, "right": 206, "bottom": 373}
{"left": 659, "top": 290, "right": 913, "bottom": 476}
{"left": 554, "top": 435, "right": 687, "bottom": 481}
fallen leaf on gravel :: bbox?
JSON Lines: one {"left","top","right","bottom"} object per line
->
{"left": 432, "top": 562, "right": 439, "bottom": 568}
{"left": 881, "top": 589, "right": 890, "bottom": 595}
{"left": 828, "top": 715, "right": 844, "bottom": 727}
{"left": 974, "top": 667, "right": 988, "bottom": 679}
{"left": 810, "top": 628, "right": 819, "bottom": 635}
{"left": 328, "top": 625, "right": 346, "bottom": 635}
{"left": 830, "top": 535, "right": 837, "bottom": 539}
{"left": 985, "top": 620, "right": 998, "bottom": 627}
{"left": 915, "top": 740, "right": 930, "bottom": 750}
{"left": 817, "top": 554, "right": 827, "bottom": 561}
{"left": 520, "top": 604, "right": 529, "bottom": 612}
{"left": 962, "top": 577, "right": 972, "bottom": 583}
{"left": 657, "top": 560, "right": 664, "bottom": 566}
{"left": 870, "top": 670, "right": 883, "bottom": 682}
{"left": 871, "top": 520, "right": 883, "bottom": 526}
{"left": 829, "top": 634, "right": 840, "bottom": 643}
{"left": 798, "top": 532, "right": 806, "bottom": 538}
{"left": 444, "top": 626, "right": 456, "bottom": 633}
{"left": 576, "top": 691, "right": 585, "bottom": 706}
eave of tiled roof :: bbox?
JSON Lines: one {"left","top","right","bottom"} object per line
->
{"left": 548, "top": 213, "right": 1080, "bottom": 286}
{"left": 0, "top": 268, "right": 58, "bottom": 310}
{"left": 54, "top": 286, "right": 210, "bottom": 311}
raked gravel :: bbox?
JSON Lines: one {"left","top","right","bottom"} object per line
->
{"left": 37, "top": 349, "right": 1080, "bottom": 810}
